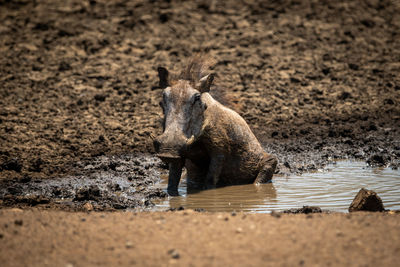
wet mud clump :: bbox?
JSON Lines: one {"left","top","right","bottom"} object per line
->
{"left": 282, "top": 206, "right": 323, "bottom": 214}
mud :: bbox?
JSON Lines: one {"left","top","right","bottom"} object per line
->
{"left": 0, "top": 154, "right": 167, "bottom": 211}
{"left": 1, "top": 0, "right": 400, "bottom": 210}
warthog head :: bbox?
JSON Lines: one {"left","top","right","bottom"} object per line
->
{"left": 153, "top": 58, "right": 214, "bottom": 162}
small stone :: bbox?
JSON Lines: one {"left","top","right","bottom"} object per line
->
{"left": 83, "top": 202, "right": 94, "bottom": 211}
{"left": 236, "top": 227, "right": 243, "bottom": 233}
{"left": 125, "top": 241, "right": 134, "bottom": 249}
{"left": 14, "top": 220, "right": 23, "bottom": 226}
{"left": 349, "top": 188, "right": 384, "bottom": 212}
{"left": 168, "top": 249, "right": 180, "bottom": 259}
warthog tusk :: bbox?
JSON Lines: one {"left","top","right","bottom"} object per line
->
{"left": 186, "top": 135, "right": 195, "bottom": 146}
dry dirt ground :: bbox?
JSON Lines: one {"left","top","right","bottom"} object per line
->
{"left": 1, "top": 0, "right": 400, "bottom": 266}
{"left": 1, "top": 0, "right": 399, "bottom": 210}
{"left": 1, "top": 209, "right": 400, "bottom": 267}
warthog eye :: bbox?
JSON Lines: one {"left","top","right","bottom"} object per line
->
{"left": 192, "top": 93, "right": 201, "bottom": 104}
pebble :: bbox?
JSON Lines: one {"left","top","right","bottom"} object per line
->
{"left": 83, "top": 202, "right": 94, "bottom": 211}
{"left": 168, "top": 249, "right": 180, "bottom": 259}
{"left": 125, "top": 241, "right": 134, "bottom": 249}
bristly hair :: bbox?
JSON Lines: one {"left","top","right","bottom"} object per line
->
{"left": 179, "top": 55, "right": 216, "bottom": 83}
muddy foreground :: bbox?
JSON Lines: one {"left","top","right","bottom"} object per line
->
{"left": 1, "top": 209, "right": 400, "bottom": 267}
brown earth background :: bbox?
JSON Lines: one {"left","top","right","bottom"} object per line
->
{"left": 1, "top": 0, "right": 399, "bottom": 181}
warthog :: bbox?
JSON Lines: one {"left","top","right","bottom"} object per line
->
{"left": 153, "top": 57, "right": 277, "bottom": 196}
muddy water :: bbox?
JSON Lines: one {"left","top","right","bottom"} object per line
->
{"left": 153, "top": 161, "right": 400, "bottom": 213}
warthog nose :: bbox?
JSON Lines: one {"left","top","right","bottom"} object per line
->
{"left": 153, "top": 138, "right": 161, "bottom": 152}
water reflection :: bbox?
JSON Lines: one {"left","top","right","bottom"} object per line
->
{"left": 167, "top": 183, "right": 277, "bottom": 212}
{"left": 153, "top": 161, "right": 400, "bottom": 213}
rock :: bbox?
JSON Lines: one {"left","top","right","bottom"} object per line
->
{"left": 349, "top": 188, "right": 384, "bottom": 212}
{"left": 125, "top": 241, "right": 134, "bottom": 249}
{"left": 83, "top": 202, "right": 94, "bottom": 211}
{"left": 168, "top": 249, "right": 180, "bottom": 259}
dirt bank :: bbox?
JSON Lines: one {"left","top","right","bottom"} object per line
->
{"left": 1, "top": 209, "right": 400, "bottom": 266}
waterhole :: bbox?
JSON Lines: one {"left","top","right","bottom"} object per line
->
{"left": 153, "top": 161, "right": 400, "bottom": 213}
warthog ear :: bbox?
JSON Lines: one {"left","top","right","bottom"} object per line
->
{"left": 157, "top": 67, "right": 169, "bottom": 89}
{"left": 198, "top": 73, "right": 214, "bottom": 93}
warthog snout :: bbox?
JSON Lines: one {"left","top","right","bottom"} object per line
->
{"left": 153, "top": 133, "right": 195, "bottom": 162}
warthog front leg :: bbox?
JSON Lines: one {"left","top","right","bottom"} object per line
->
{"left": 254, "top": 154, "right": 278, "bottom": 184}
{"left": 206, "top": 153, "right": 225, "bottom": 189}
{"left": 167, "top": 159, "right": 184, "bottom": 196}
